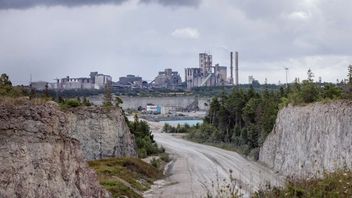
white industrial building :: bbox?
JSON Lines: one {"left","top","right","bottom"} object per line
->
{"left": 32, "top": 72, "right": 112, "bottom": 91}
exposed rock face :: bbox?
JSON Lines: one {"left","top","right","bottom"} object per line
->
{"left": 0, "top": 102, "right": 110, "bottom": 198}
{"left": 259, "top": 100, "right": 352, "bottom": 178}
{"left": 66, "top": 107, "right": 137, "bottom": 160}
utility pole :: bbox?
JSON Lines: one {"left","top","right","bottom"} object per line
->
{"left": 235, "top": 51, "right": 239, "bottom": 86}
{"left": 230, "top": 52, "right": 234, "bottom": 85}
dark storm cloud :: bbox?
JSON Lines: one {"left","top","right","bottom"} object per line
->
{"left": 0, "top": 0, "right": 128, "bottom": 10}
{"left": 140, "top": 0, "right": 201, "bottom": 7}
{"left": 0, "top": 0, "right": 202, "bottom": 10}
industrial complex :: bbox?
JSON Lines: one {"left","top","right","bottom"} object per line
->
{"left": 185, "top": 52, "right": 239, "bottom": 89}
{"left": 30, "top": 51, "right": 240, "bottom": 91}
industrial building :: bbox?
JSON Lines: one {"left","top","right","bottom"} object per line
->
{"left": 118, "top": 75, "right": 142, "bottom": 85}
{"left": 151, "top": 68, "right": 182, "bottom": 90}
{"left": 31, "top": 72, "right": 112, "bottom": 91}
{"left": 115, "top": 74, "right": 148, "bottom": 89}
{"left": 30, "top": 81, "right": 49, "bottom": 91}
{"left": 185, "top": 52, "right": 238, "bottom": 89}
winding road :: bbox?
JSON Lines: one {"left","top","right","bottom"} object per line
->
{"left": 144, "top": 122, "right": 285, "bottom": 198}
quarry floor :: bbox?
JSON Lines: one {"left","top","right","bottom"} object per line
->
{"left": 143, "top": 121, "right": 285, "bottom": 198}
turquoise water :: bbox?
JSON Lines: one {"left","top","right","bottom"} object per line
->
{"left": 159, "top": 120, "right": 203, "bottom": 126}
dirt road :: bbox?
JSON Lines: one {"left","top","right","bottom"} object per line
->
{"left": 144, "top": 122, "right": 285, "bottom": 198}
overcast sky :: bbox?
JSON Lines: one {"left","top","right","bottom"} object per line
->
{"left": 1, "top": 0, "right": 351, "bottom": 85}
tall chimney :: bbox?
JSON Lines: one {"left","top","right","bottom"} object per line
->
{"left": 235, "top": 51, "right": 239, "bottom": 86}
{"left": 230, "top": 52, "right": 234, "bottom": 85}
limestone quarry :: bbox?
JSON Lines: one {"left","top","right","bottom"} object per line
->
{"left": 66, "top": 107, "right": 137, "bottom": 160}
{"left": 0, "top": 101, "right": 137, "bottom": 197}
{"left": 260, "top": 100, "right": 352, "bottom": 179}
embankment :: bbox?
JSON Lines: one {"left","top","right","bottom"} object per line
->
{"left": 89, "top": 95, "right": 211, "bottom": 111}
{"left": 66, "top": 107, "right": 137, "bottom": 160}
{"left": 0, "top": 101, "right": 110, "bottom": 197}
{"left": 260, "top": 100, "right": 352, "bottom": 178}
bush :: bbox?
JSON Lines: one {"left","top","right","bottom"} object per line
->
{"left": 64, "top": 99, "right": 81, "bottom": 107}
{"left": 162, "top": 123, "right": 191, "bottom": 133}
{"left": 150, "top": 158, "right": 160, "bottom": 169}
{"left": 255, "top": 170, "right": 352, "bottom": 198}
{"left": 159, "top": 153, "right": 171, "bottom": 162}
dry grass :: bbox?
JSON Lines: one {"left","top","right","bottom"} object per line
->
{"left": 88, "top": 157, "right": 163, "bottom": 198}
{"left": 255, "top": 170, "right": 352, "bottom": 198}
{"left": 0, "top": 96, "right": 53, "bottom": 106}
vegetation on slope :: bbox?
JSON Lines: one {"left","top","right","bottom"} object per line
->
{"left": 0, "top": 73, "right": 29, "bottom": 97}
{"left": 280, "top": 68, "right": 352, "bottom": 107}
{"left": 255, "top": 170, "right": 352, "bottom": 198}
{"left": 88, "top": 158, "right": 163, "bottom": 198}
{"left": 128, "top": 114, "right": 165, "bottom": 158}
{"left": 187, "top": 87, "right": 280, "bottom": 159}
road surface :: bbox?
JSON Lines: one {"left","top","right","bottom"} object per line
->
{"left": 144, "top": 122, "right": 285, "bottom": 198}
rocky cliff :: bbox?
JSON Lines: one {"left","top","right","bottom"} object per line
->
{"left": 0, "top": 102, "right": 110, "bottom": 198}
{"left": 260, "top": 100, "right": 352, "bottom": 178}
{"left": 66, "top": 107, "right": 137, "bottom": 160}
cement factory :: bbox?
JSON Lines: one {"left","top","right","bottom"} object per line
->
{"left": 185, "top": 51, "right": 239, "bottom": 89}
{"left": 30, "top": 51, "right": 240, "bottom": 91}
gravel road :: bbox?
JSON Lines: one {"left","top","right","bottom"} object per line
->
{"left": 144, "top": 122, "right": 285, "bottom": 198}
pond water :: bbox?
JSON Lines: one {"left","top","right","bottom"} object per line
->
{"left": 159, "top": 119, "right": 203, "bottom": 126}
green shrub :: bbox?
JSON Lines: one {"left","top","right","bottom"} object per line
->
{"left": 64, "top": 99, "right": 81, "bottom": 107}
{"left": 89, "top": 158, "right": 163, "bottom": 198}
{"left": 159, "top": 153, "right": 171, "bottom": 162}
{"left": 150, "top": 158, "right": 160, "bottom": 169}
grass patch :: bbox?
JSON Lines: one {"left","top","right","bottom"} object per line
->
{"left": 0, "top": 96, "right": 51, "bottom": 106}
{"left": 255, "top": 170, "right": 352, "bottom": 198}
{"left": 89, "top": 157, "right": 163, "bottom": 197}
{"left": 100, "top": 179, "right": 141, "bottom": 198}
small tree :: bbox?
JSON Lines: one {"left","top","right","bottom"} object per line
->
{"left": 44, "top": 83, "right": 49, "bottom": 98}
{"left": 348, "top": 65, "right": 352, "bottom": 84}
{"left": 307, "top": 68, "right": 314, "bottom": 82}
{"left": 300, "top": 80, "right": 320, "bottom": 103}
{"left": 0, "top": 73, "right": 12, "bottom": 95}
{"left": 0, "top": 73, "right": 12, "bottom": 87}
{"left": 115, "top": 96, "right": 123, "bottom": 107}
{"left": 345, "top": 65, "right": 352, "bottom": 97}
{"left": 29, "top": 84, "right": 36, "bottom": 100}
{"left": 103, "top": 81, "right": 112, "bottom": 107}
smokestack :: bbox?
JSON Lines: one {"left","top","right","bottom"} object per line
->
{"left": 230, "top": 52, "right": 234, "bottom": 85}
{"left": 235, "top": 51, "right": 239, "bottom": 86}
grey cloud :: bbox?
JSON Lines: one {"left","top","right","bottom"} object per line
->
{"left": 0, "top": 0, "right": 128, "bottom": 10}
{"left": 140, "top": 0, "right": 201, "bottom": 7}
{"left": 0, "top": 0, "right": 351, "bottom": 85}
{"left": 233, "top": 0, "right": 297, "bottom": 19}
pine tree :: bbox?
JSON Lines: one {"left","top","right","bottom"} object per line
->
{"left": 348, "top": 65, "right": 352, "bottom": 84}
{"left": 0, "top": 73, "right": 12, "bottom": 95}
{"left": 346, "top": 65, "right": 352, "bottom": 95}
{"left": 307, "top": 68, "right": 314, "bottom": 82}
{"left": 0, "top": 73, "right": 12, "bottom": 87}
{"left": 44, "top": 83, "right": 49, "bottom": 98}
